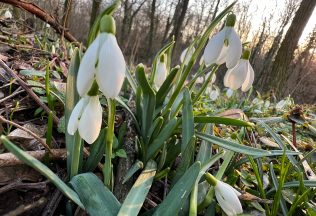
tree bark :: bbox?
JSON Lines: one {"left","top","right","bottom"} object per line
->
{"left": 147, "top": 0, "right": 156, "bottom": 55}
{"left": 259, "top": 0, "right": 316, "bottom": 96}
{"left": 169, "top": 0, "right": 190, "bottom": 43}
{"left": 90, "top": 0, "right": 102, "bottom": 31}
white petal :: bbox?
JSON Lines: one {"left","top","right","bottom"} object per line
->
{"left": 226, "top": 88, "right": 234, "bottom": 98}
{"left": 181, "top": 47, "right": 195, "bottom": 65}
{"left": 224, "top": 60, "right": 248, "bottom": 90}
{"left": 78, "top": 96, "right": 102, "bottom": 144}
{"left": 77, "top": 34, "right": 104, "bottom": 96}
{"left": 67, "top": 97, "right": 89, "bottom": 135}
{"left": 203, "top": 29, "right": 226, "bottom": 66}
{"left": 96, "top": 34, "right": 126, "bottom": 99}
{"left": 209, "top": 90, "right": 219, "bottom": 101}
{"left": 241, "top": 62, "right": 254, "bottom": 92}
{"left": 216, "top": 45, "right": 229, "bottom": 65}
{"left": 215, "top": 181, "right": 243, "bottom": 216}
{"left": 154, "top": 61, "right": 168, "bottom": 88}
{"left": 226, "top": 28, "right": 242, "bottom": 69}
{"left": 4, "top": 10, "right": 12, "bottom": 19}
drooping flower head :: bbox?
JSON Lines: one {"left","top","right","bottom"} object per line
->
{"left": 224, "top": 50, "right": 254, "bottom": 92}
{"left": 203, "top": 14, "right": 242, "bottom": 69}
{"left": 205, "top": 173, "right": 243, "bottom": 216}
{"left": 154, "top": 54, "right": 168, "bottom": 88}
{"left": 4, "top": 10, "right": 12, "bottom": 19}
{"left": 77, "top": 15, "right": 126, "bottom": 99}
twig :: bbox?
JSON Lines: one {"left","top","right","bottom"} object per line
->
{"left": 0, "top": 59, "right": 59, "bottom": 124}
{"left": 0, "top": 0, "right": 81, "bottom": 46}
{"left": 0, "top": 179, "right": 48, "bottom": 194}
{"left": 41, "top": 187, "right": 63, "bottom": 216}
{"left": 0, "top": 87, "right": 25, "bottom": 103}
{"left": 3, "top": 197, "right": 47, "bottom": 216}
{"left": 0, "top": 115, "right": 52, "bottom": 153}
{"left": 0, "top": 148, "right": 67, "bottom": 167}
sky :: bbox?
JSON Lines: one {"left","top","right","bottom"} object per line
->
{"left": 236, "top": 0, "right": 316, "bottom": 44}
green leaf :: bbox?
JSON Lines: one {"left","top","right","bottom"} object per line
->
{"left": 173, "top": 136, "right": 196, "bottom": 185}
{"left": 182, "top": 88, "right": 194, "bottom": 153}
{"left": 146, "top": 117, "right": 178, "bottom": 161}
{"left": 84, "top": 128, "right": 106, "bottom": 172}
{"left": 135, "top": 64, "right": 156, "bottom": 138}
{"left": 153, "top": 162, "right": 201, "bottom": 216}
{"left": 194, "top": 116, "right": 254, "bottom": 127}
{"left": 267, "top": 180, "right": 316, "bottom": 194}
{"left": 115, "top": 149, "right": 127, "bottom": 158}
{"left": 116, "top": 97, "right": 140, "bottom": 133}
{"left": 20, "top": 69, "right": 45, "bottom": 77}
{"left": 123, "top": 160, "right": 144, "bottom": 184}
{"left": 196, "top": 124, "right": 213, "bottom": 165}
{"left": 147, "top": 116, "right": 164, "bottom": 144}
{"left": 1, "top": 136, "right": 84, "bottom": 209}
{"left": 69, "top": 173, "right": 120, "bottom": 216}
{"left": 156, "top": 66, "right": 179, "bottom": 107}
{"left": 196, "top": 132, "right": 272, "bottom": 156}
{"left": 118, "top": 160, "right": 157, "bottom": 216}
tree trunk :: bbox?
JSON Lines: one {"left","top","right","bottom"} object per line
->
{"left": 147, "top": 0, "right": 156, "bottom": 56}
{"left": 259, "top": 0, "right": 316, "bottom": 96}
{"left": 90, "top": 0, "right": 102, "bottom": 30}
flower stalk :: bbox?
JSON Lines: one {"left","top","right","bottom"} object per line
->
{"left": 103, "top": 98, "right": 116, "bottom": 188}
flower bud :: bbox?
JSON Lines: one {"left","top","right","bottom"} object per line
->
{"left": 100, "top": 15, "right": 116, "bottom": 35}
{"left": 225, "top": 14, "right": 236, "bottom": 27}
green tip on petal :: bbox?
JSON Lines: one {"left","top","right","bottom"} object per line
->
{"left": 242, "top": 50, "right": 251, "bottom": 60}
{"left": 204, "top": 172, "right": 218, "bottom": 186}
{"left": 100, "top": 15, "right": 116, "bottom": 34}
{"left": 225, "top": 13, "right": 236, "bottom": 27}
{"left": 87, "top": 80, "right": 99, "bottom": 96}
{"left": 160, "top": 54, "right": 166, "bottom": 62}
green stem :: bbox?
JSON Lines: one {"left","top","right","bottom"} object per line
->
{"left": 103, "top": 98, "right": 116, "bottom": 188}
{"left": 70, "top": 132, "right": 82, "bottom": 178}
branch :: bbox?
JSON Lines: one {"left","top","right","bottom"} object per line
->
{"left": 0, "top": 0, "right": 80, "bottom": 45}
{"left": 0, "top": 59, "right": 60, "bottom": 125}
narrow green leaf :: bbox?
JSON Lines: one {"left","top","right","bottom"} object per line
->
{"left": 147, "top": 117, "right": 164, "bottom": 144}
{"left": 1, "top": 136, "right": 84, "bottom": 209}
{"left": 123, "top": 160, "right": 144, "bottom": 184}
{"left": 118, "top": 160, "right": 157, "bottom": 216}
{"left": 154, "top": 162, "right": 201, "bottom": 216}
{"left": 267, "top": 180, "right": 316, "bottom": 194}
{"left": 135, "top": 64, "right": 156, "bottom": 138}
{"left": 194, "top": 116, "right": 254, "bottom": 127}
{"left": 173, "top": 136, "right": 196, "bottom": 185}
{"left": 116, "top": 97, "right": 140, "bottom": 133}
{"left": 70, "top": 173, "right": 120, "bottom": 216}
{"left": 196, "top": 124, "right": 213, "bottom": 165}
{"left": 146, "top": 118, "right": 178, "bottom": 161}
{"left": 196, "top": 132, "right": 272, "bottom": 156}
{"left": 182, "top": 88, "right": 194, "bottom": 153}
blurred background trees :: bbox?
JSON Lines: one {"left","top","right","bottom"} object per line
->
{"left": 1, "top": 0, "right": 315, "bottom": 103}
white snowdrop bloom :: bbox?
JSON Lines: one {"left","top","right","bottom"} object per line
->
{"left": 77, "top": 15, "right": 126, "bottom": 99}
{"left": 264, "top": 100, "right": 270, "bottom": 109}
{"left": 154, "top": 55, "right": 168, "bottom": 88}
{"left": 224, "top": 50, "right": 254, "bottom": 92}
{"left": 67, "top": 96, "right": 102, "bottom": 144}
{"left": 226, "top": 88, "right": 234, "bottom": 98}
{"left": 215, "top": 181, "right": 243, "bottom": 216}
{"left": 203, "top": 14, "right": 242, "bottom": 68}
{"left": 180, "top": 46, "right": 195, "bottom": 65}
{"left": 196, "top": 76, "right": 204, "bottom": 84}
{"left": 46, "top": 23, "right": 51, "bottom": 28}
{"left": 276, "top": 99, "right": 286, "bottom": 110}
{"left": 209, "top": 89, "right": 219, "bottom": 101}
{"left": 4, "top": 10, "right": 12, "bottom": 19}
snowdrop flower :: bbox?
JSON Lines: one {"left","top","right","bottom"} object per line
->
{"left": 180, "top": 46, "right": 195, "bottom": 65}
{"left": 154, "top": 54, "right": 168, "bottom": 88}
{"left": 226, "top": 88, "right": 234, "bottom": 98}
{"left": 67, "top": 95, "right": 102, "bottom": 144}
{"left": 46, "top": 23, "right": 51, "bottom": 28}
{"left": 4, "top": 10, "right": 12, "bottom": 19}
{"left": 224, "top": 50, "right": 254, "bottom": 92}
{"left": 264, "top": 100, "right": 270, "bottom": 109}
{"left": 77, "top": 15, "right": 126, "bottom": 99}
{"left": 196, "top": 76, "right": 204, "bottom": 84}
{"left": 209, "top": 89, "right": 219, "bottom": 101}
{"left": 203, "top": 14, "right": 242, "bottom": 68}
{"left": 205, "top": 173, "right": 243, "bottom": 216}
{"left": 276, "top": 99, "right": 286, "bottom": 110}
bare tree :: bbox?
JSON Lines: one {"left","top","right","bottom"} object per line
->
{"left": 147, "top": 0, "right": 157, "bottom": 55}
{"left": 258, "top": 0, "right": 315, "bottom": 95}
{"left": 90, "top": 0, "right": 102, "bottom": 30}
